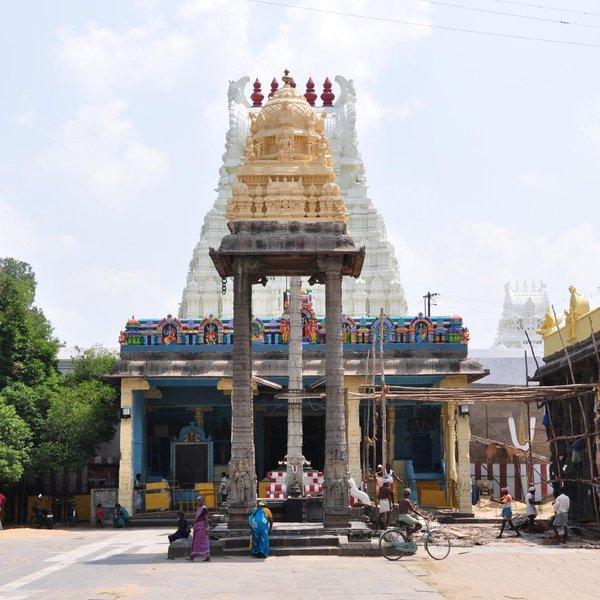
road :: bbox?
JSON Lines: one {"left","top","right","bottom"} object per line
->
{"left": 0, "top": 526, "right": 598, "bottom": 600}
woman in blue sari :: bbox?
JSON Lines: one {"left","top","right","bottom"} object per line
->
{"left": 113, "top": 503, "right": 129, "bottom": 528}
{"left": 249, "top": 501, "right": 272, "bottom": 558}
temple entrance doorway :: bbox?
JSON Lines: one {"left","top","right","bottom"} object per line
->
{"left": 262, "top": 413, "right": 326, "bottom": 476}
{"left": 263, "top": 416, "right": 288, "bottom": 474}
{"left": 303, "top": 414, "right": 325, "bottom": 471}
{"left": 411, "top": 432, "right": 435, "bottom": 471}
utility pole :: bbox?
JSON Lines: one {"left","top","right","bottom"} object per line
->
{"left": 423, "top": 291, "right": 439, "bottom": 317}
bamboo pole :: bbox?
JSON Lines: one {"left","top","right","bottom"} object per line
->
{"left": 524, "top": 329, "right": 540, "bottom": 374}
{"left": 588, "top": 317, "right": 600, "bottom": 523}
{"left": 379, "top": 308, "right": 387, "bottom": 467}
{"left": 551, "top": 304, "right": 576, "bottom": 385}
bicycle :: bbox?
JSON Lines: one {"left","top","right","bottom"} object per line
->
{"left": 379, "top": 517, "right": 451, "bottom": 561}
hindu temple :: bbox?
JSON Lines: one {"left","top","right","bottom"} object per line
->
{"left": 110, "top": 72, "right": 487, "bottom": 524}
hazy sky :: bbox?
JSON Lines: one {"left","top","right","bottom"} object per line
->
{"left": 1, "top": 0, "right": 599, "bottom": 351}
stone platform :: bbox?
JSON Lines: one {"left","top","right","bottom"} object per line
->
{"left": 167, "top": 521, "right": 377, "bottom": 558}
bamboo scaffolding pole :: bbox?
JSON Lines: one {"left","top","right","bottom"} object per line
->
{"left": 550, "top": 305, "right": 600, "bottom": 523}
{"left": 589, "top": 317, "right": 600, "bottom": 520}
{"left": 379, "top": 308, "right": 387, "bottom": 467}
{"left": 524, "top": 329, "right": 541, "bottom": 374}
{"left": 525, "top": 350, "right": 535, "bottom": 487}
{"left": 551, "top": 304, "right": 576, "bottom": 384}
{"left": 349, "top": 384, "right": 596, "bottom": 403}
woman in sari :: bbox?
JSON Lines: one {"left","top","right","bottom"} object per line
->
{"left": 113, "top": 503, "right": 129, "bottom": 528}
{"left": 188, "top": 496, "right": 210, "bottom": 561}
{"left": 249, "top": 501, "right": 273, "bottom": 558}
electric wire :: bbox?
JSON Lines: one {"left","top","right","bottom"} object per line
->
{"left": 247, "top": 0, "right": 600, "bottom": 48}
{"left": 489, "top": 0, "right": 600, "bottom": 18}
{"left": 413, "top": 0, "right": 600, "bottom": 29}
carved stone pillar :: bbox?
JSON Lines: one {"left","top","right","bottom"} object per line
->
{"left": 228, "top": 257, "right": 257, "bottom": 527}
{"left": 118, "top": 378, "right": 150, "bottom": 513}
{"left": 344, "top": 376, "right": 363, "bottom": 483}
{"left": 286, "top": 276, "right": 305, "bottom": 497}
{"left": 437, "top": 375, "right": 470, "bottom": 512}
{"left": 323, "top": 257, "right": 350, "bottom": 527}
{"left": 456, "top": 408, "right": 473, "bottom": 514}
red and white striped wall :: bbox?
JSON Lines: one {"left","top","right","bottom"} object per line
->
{"left": 471, "top": 462, "right": 550, "bottom": 500}
{"left": 264, "top": 470, "right": 324, "bottom": 499}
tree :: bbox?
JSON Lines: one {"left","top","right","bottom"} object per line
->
{"left": 0, "top": 258, "right": 60, "bottom": 390}
{"left": 64, "top": 346, "right": 118, "bottom": 386}
{"left": 0, "top": 259, "right": 118, "bottom": 478}
{"left": 33, "top": 347, "right": 119, "bottom": 472}
{"left": 0, "top": 397, "right": 32, "bottom": 483}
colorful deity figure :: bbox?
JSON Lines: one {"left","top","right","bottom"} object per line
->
{"left": 460, "top": 327, "right": 470, "bottom": 343}
{"left": 118, "top": 331, "right": 127, "bottom": 345}
{"left": 280, "top": 319, "right": 289, "bottom": 343}
{"left": 414, "top": 322, "right": 427, "bottom": 343}
{"left": 205, "top": 325, "right": 217, "bottom": 344}
{"left": 163, "top": 324, "right": 177, "bottom": 345}
{"left": 308, "top": 320, "right": 318, "bottom": 343}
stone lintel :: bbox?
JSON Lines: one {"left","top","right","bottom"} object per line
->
{"left": 209, "top": 220, "right": 364, "bottom": 279}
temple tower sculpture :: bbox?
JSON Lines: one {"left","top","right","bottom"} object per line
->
{"left": 493, "top": 281, "right": 549, "bottom": 348}
{"left": 210, "top": 72, "right": 364, "bottom": 527}
{"left": 180, "top": 75, "right": 405, "bottom": 321}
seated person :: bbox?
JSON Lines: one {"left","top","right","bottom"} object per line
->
{"left": 397, "top": 488, "right": 427, "bottom": 537}
{"left": 113, "top": 503, "right": 129, "bottom": 528}
{"left": 169, "top": 511, "right": 190, "bottom": 544}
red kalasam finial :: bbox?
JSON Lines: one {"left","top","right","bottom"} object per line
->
{"left": 250, "top": 78, "right": 264, "bottom": 107}
{"left": 304, "top": 77, "right": 317, "bottom": 106}
{"left": 269, "top": 77, "right": 279, "bottom": 98}
{"left": 289, "top": 77, "right": 296, "bottom": 89}
{"left": 321, "top": 77, "right": 335, "bottom": 107}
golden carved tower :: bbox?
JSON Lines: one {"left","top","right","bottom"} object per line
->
{"left": 226, "top": 71, "right": 348, "bottom": 224}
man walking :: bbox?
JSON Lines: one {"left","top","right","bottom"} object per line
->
{"left": 552, "top": 488, "right": 570, "bottom": 544}
{"left": 491, "top": 486, "right": 522, "bottom": 539}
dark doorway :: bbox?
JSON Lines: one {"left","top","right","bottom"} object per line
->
{"left": 411, "top": 433, "right": 433, "bottom": 470}
{"left": 263, "top": 416, "right": 288, "bottom": 472}
{"left": 174, "top": 443, "right": 210, "bottom": 485}
{"left": 303, "top": 415, "right": 325, "bottom": 471}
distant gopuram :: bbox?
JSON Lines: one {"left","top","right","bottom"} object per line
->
{"left": 210, "top": 71, "right": 364, "bottom": 527}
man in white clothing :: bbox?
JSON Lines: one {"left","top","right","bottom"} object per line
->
{"left": 552, "top": 488, "right": 570, "bottom": 544}
{"left": 525, "top": 486, "right": 538, "bottom": 533}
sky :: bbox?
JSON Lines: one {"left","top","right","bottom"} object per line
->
{"left": 1, "top": 0, "right": 599, "bottom": 352}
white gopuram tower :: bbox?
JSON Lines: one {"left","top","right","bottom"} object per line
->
{"left": 179, "top": 75, "right": 407, "bottom": 320}
{"left": 493, "top": 281, "right": 549, "bottom": 348}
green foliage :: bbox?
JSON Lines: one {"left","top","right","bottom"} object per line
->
{"left": 0, "top": 258, "right": 61, "bottom": 390}
{"left": 65, "top": 346, "right": 118, "bottom": 385}
{"left": 0, "top": 258, "right": 119, "bottom": 478}
{"left": 0, "top": 397, "right": 32, "bottom": 483}
{"left": 34, "top": 380, "right": 118, "bottom": 471}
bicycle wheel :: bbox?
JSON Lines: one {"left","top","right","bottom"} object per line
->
{"left": 379, "top": 528, "right": 408, "bottom": 561}
{"left": 424, "top": 529, "right": 451, "bottom": 560}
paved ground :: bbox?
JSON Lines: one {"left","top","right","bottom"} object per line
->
{"left": 1, "top": 526, "right": 598, "bottom": 600}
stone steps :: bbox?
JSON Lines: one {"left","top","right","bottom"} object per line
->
{"left": 225, "top": 545, "right": 342, "bottom": 557}
{"left": 222, "top": 534, "right": 341, "bottom": 549}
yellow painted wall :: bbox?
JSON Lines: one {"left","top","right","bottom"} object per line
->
{"left": 544, "top": 305, "right": 600, "bottom": 357}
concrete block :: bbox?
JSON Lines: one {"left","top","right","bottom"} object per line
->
{"left": 167, "top": 538, "right": 191, "bottom": 560}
